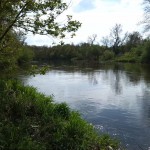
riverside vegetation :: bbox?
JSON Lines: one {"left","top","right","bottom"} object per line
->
{"left": 0, "top": 0, "right": 150, "bottom": 149}
{"left": 0, "top": 80, "right": 119, "bottom": 150}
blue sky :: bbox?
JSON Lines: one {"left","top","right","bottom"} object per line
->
{"left": 75, "top": 0, "right": 121, "bottom": 11}
{"left": 74, "top": 0, "right": 95, "bottom": 12}
{"left": 26, "top": 0, "right": 144, "bottom": 46}
{"left": 74, "top": 0, "right": 122, "bottom": 13}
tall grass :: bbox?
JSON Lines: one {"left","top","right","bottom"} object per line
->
{"left": 0, "top": 80, "right": 119, "bottom": 150}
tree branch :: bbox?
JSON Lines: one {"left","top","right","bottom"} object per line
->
{"left": 0, "top": 2, "right": 28, "bottom": 42}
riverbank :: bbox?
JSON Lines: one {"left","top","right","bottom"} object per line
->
{"left": 0, "top": 79, "right": 119, "bottom": 150}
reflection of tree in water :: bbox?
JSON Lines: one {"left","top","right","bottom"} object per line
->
{"left": 112, "top": 64, "right": 123, "bottom": 95}
{"left": 87, "top": 72, "right": 98, "bottom": 85}
{"left": 85, "top": 65, "right": 123, "bottom": 89}
{"left": 141, "top": 89, "right": 150, "bottom": 127}
{"left": 108, "top": 63, "right": 150, "bottom": 95}
{"left": 124, "top": 64, "right": 141, "bottom": 85}
{"left": 113, "top": 70, "right": 122, "bottom": 95}
{"left": 141, "top": 65, "right": 150, "bottom": 85}
{"left": 128, "top": 74, "right": 141, "bottom": 85}
{"left": 124, "top": 63, "right": 150, "bottom": 86}
{"left": 102, "top": 64, "right": 123, "bottom": 95}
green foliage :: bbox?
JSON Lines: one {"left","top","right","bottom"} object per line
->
{"left": 32, "top": 44, "right": 105, "bottom": 62}
{"left": 0, "top": 80, "right": 119, "bottom": 150}
{"left": 0, "top": 0, "right": 81, "bottom": 42}
{"left": 140, "top": 41, "right": 150, "bottom": 63}
{"left": 99, "top": 134, "right": 119, "bottom": 150}
{"left": 0, "top": 30, "right": 34, "bottom": 71}
{"left": 18, "top": 45, "right": 34, "bottom": 65}
{"left": 53, "top": 103, "right": 71, "bottom": 120}
{"left": 30, "top": 38, "right": 150, "bottom": 64}
{"left": 125, "top": 32, "right": 142, "bottom": 51}
{"left": 101, "top": 50, "right": 115, "bottom": 61}
{"left": 0, "top": 31, "right": 23, "bottom": 71}
{"left": 116, "top": 51, "right": 140, "bottom": 63}
{"left": 116, "top": 42, "right": 145, "bottom": 63}
{"left": 116, "top": 40, "right": 150, "bottom": 63}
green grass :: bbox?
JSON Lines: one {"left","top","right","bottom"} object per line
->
{"left": 0, "top": 80, "right": 119, "bottom": 150}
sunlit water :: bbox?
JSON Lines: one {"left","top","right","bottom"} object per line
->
{"left": 19, "top": 63, "right": 150, "bottom": 150}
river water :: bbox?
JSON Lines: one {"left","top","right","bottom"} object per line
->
{"left": 19, "top": 63, "right": 150, "bottom": 150}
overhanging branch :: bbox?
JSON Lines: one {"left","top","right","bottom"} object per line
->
{"left": 0, "top": 2, "right": 28, "bottom": 42}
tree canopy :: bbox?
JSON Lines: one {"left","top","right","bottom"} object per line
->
{"left": 0, "top": 0, "right": 81, "bottom": 42}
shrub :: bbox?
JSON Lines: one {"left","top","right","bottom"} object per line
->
{"left": 101, "top": 50, "right": 115, "bottom": 61}
{"left": 140, "top": 41, "right": 150, "bottom": 63}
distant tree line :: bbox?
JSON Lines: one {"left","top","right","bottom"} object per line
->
{"left": 30, "top": 24, "right": 150, "bottom": 63}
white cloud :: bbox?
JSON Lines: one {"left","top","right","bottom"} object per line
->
{"left": 26, "top": 0, "right": 144, "bottom": 46}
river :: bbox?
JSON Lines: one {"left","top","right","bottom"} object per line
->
{"left": 19, "top": 63, "right": 150, "bottom": 150}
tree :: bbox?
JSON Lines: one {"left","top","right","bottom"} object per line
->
{"left": 0, "top": 0, "right": 81, "bottom": 70}
{"left": 0, "top": 30, "right": 23, "bottom": 70}
{"left": 141, "top": 40, "right": 150, "bottom": 63}
{"left": 110, "top": 24, "right": 128, "bottom": 54}
{"left": 125, "top": 32, "right": 143, "bottom": 50}
{"left": 0, "top": 0, "right": 81, "bottom": 42}
{"left": 101, "top": 24, "right": 128, "bottom": 55}
{"left": 87, "top": 34, "right": 97, "bottom": 45}
{"left": 101, "top": 36, "right": 110, "bottom": 48}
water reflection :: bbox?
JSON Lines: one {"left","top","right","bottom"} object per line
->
{"left": 19, "top": 63, "right": 150, "bottom": 150}
{"left": 141, "top": 90, "right": 150, "bottom": 126}
{"left": 87, "top": 72, "right": 98, "bottom": 85}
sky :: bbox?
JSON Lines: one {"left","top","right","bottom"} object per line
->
{"left": 25, "top": 0, "right": 144, "bottom": 46}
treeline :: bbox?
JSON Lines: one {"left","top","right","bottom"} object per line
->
{"left": 30, "top": 24, "right": 150, "bottom": 64}
{"left": 31, "top": 44, "right": 105, "bottom": 62}
{"left": 1, "top": 24, "right": 150, "bottom": 72}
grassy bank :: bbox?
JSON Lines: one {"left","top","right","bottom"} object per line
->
{"left": 0, "top": 80, "right": 119, "bottom": 150}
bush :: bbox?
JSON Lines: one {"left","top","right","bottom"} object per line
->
{"left": 101, "top": 50, "right": 115, "bottom": 61}
{"left": 116, "top": 46, "right": 144, "bottom": 63}
{"left": 116, "top": 52, "right": 139, "bottom": 63}
{"left": 140, "top": 41, "right": 150, "bottom": 63}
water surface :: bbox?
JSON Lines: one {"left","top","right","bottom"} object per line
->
{"left": 20, "top": 63, "right": 150, "bottom": 150}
